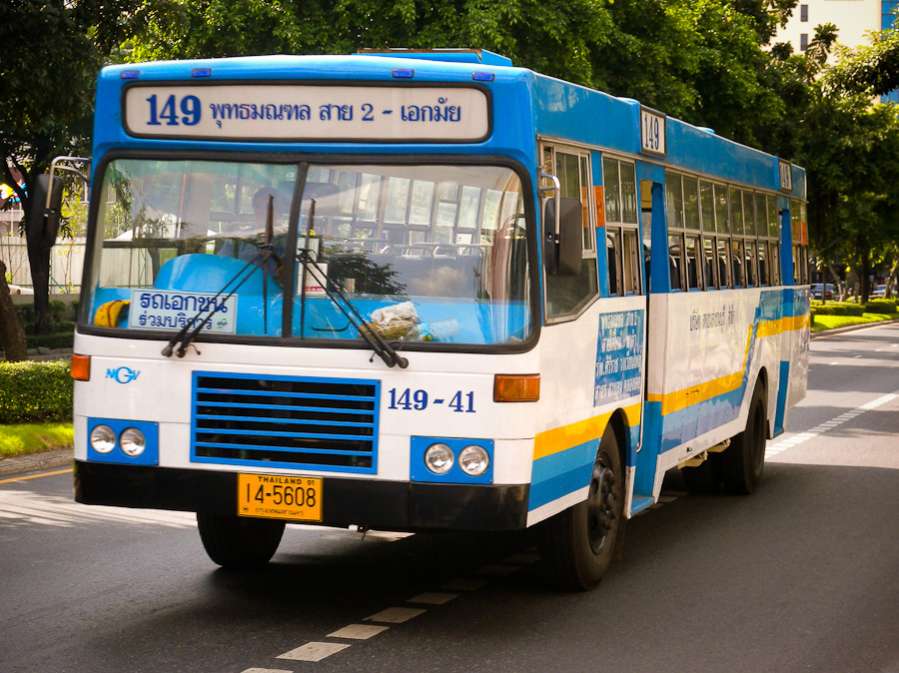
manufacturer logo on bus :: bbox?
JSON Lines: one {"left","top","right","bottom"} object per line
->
{"left": 106, "top": 366, "right": 141, "bottom": 384}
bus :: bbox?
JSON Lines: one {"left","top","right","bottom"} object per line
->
{"left": 69, "top": 49, "right": 810, "bottom": 590}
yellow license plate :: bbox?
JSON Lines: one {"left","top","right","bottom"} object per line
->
{"left": 237, "top": 474, "right": 323, "bottom": 522}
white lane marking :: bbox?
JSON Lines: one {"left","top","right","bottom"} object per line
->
{"left": 854, "top": 354, "right": 863, "bottom": 358}
{"left": 0, "top": 490, "right": 196, "bottom": 529}
{"left": 442, "top": 577, "right": 488, "bottom": 591}
{"left": 477, "top": 564, "right": 520, "bottom": 577}
{"left": 241, "top": 669, "right": 294, "bottom": 673}
{"left": 408, "top": 592, "right": 458, "bottom": 605}
{"left": 829, "top": 361, "right": 839, "bottom": 365}
{"left": 364, "top": 607, "right": 426, "bottom": 624}
{"left": 767, "top": 392, "right": 899, "bottom": 458}
{"left": 327, "top": 624, "right": 389, "bottom": 640}
{"left": 277, "top": 642, "right": 350, "bottom": 662}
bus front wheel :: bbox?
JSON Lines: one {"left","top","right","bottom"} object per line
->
{"left": 539, "top": 424, "right": 624, "bottom": 591}
{"left": 196, "top": 512, "right": 285, "bottom": 570}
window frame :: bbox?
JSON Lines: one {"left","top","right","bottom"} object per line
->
{"left": 541, "top": 141, "right": 600, "bottom": 323}
{"left": 603, "top": 155, "right": 642, "bottom": 296}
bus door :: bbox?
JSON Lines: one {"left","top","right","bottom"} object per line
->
{"left": 628, "top": 163, "right": 667, "bottom": 513}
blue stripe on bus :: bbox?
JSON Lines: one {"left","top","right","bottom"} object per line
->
{"left": 528, "top": 439, "right": 597, "bottom": 510}
{"left": 774, "top": 360, "right": 790, "bottom": 436}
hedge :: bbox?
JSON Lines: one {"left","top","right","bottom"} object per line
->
{"left": 0, "top": 360, "right": 73, "bottom": 424}
{"left": 864, "top": 299, "right": 897, "bottom": 314}
{"left": 810, "top": 301, "right": 865, "bottom": 316}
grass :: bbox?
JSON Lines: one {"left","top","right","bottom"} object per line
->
{"left": 0, "top": 422, "right": 74, "bottom": 458}
{"left": 812, "top": 312, "right": 896, "bottom": 333}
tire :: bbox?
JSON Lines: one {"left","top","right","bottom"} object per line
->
{"left": 721, "top": 379, "right": 767, "bottom": 494}
{"left": 196, "top": 512, "right": 285, "bottom": 570}
{"left": 539, "top": 423, "right": 625, "bottom": 591}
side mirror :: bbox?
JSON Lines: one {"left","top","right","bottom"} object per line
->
{"left": 28, "top": 173, "right": 64, "bottom": 246}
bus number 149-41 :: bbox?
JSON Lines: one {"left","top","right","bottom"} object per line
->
{"left": 387, "top": 387, "right": 475, "bottom": 413}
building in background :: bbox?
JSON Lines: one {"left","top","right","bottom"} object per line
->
{"left": 773, "top": 1, "right": 898, "bottom": 101}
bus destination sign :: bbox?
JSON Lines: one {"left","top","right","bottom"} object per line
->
{"left": 124, "top": 85, "right": 490, "bottom": 141}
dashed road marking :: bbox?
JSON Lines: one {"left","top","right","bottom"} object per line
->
{"left": 442, "top": 577, "right": 488, "bottom": 591}
{"left": 241, "top": 668, "right": 294, "bottom": 673}
{"left": 408, "top": 592, "right": 458, "bottom": 605}
{"left": 277, "top": 642, "right": 351, "bottom": 662}
{"left": 327, "top": 624, "right": 389, "bottom": 640}
{"left": 767, "top": 392, "right": 898, "bottom": 459}
{"left": 364, "top": 607, "right": 426, "bottom": 624}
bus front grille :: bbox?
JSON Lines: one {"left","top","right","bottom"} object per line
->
{"left": 190, "top": 372, "right": 379, "bottom": 474}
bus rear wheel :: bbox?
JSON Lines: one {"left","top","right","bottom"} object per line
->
{"left": 721, "top": 380, "right": 767, "bottom": 494}
{"left": 196, "top": 512, "right": 285, "bottom": 570}
{"left": 539, "top": 424, "right": 624, "bottom": 591}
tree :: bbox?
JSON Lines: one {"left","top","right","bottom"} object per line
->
{"left": 0, "top": 261, "right": 28, "bottom": 361}
{"left": 825, "top": 27, "right": 899, "bottom": 97}
{"left": 0, "top": 0, "right": 140, "bottom": 331}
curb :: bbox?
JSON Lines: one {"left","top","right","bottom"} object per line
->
{"left": 811, "top": 317, "right": 899, "bottom": 340}
{"left": 0, "top": 448, "right": 73, "bottom": 478}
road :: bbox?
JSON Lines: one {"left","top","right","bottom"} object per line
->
{"left": 1, "top": 323, "right": 898, "bottom": 673}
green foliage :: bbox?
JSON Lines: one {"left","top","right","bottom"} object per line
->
{"left": 810, "top": 301, "right": 865, "bottom": 316}
{"left": 15, "top": 300, "right": 75, "bottom": 333}
{"left": 825, "top": 28, "right": 899, "bottom": 98}
{"left": 0, "top": 422, "right": 73, "bottom": 457}
{"left": 0, "top": 360, "right": 73, "bottom": 424}
{"left": 864, "top": 299, "right": 897, "bottom": 313}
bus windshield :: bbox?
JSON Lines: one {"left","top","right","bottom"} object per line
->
{"left": 82, "top": 159, "right": 532, "bottom": 347}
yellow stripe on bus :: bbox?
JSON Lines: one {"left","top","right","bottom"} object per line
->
{"left": 646, "top": 313, "right": 808, "bottom": 416}
{"left": 533, "top": 402, "right": 641, "bottom": 461}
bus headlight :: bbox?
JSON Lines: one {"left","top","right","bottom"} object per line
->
{"left": 120, "top": 427, "right": 146, "bottom": 457}
{"left": 424, "top": 443, "right": 454, "bottom": 474}
{"left": 90, "top": 425, "right": 116, "bottom": 453}
{"left": 459, "top": 445, "right": 490, "bottom": 476}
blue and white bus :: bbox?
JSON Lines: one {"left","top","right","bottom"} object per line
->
{"left": 70, "top": 49, "right": 810, "bottom": 589}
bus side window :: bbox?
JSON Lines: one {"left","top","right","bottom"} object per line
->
{"left": 714, "top": 183, "right": 731, "bottom": 288}
{"left": 717, "top": 238, "right": 730, "bottom": 288}
{"left": 685, "top": 235, "right": 700, "bottom": 289}
{"left": 731, "top": 238, "right": 744, "bottom": 287}
{"left": 769, "top": 241, "right": 780, "bottom": 285}
{"left": 607, "top": 227, "right": 622, "bottom": 295}
{"left": 669, "top": 234, "right": 684, "bottom": 290}
{"left": 623, "top": 228, "right": 640, "bottom": 294}
{"left": 703, "top": 237, "right": 717, "bottom": 289}
{"left": 757, "top": 240, "right": 768, "bottom": 286}
{"left": 543, "top": 145, "right": 599, "bottom": 319}
{"left": 603, "top": 156, "right": 640, "bottom": 296}
{"left": 745, "top": 241, "right": 757, "bottom": 287}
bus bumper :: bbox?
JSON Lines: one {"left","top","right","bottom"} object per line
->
{"left": 73, "top": 461, "right": 529, "bottom": 531}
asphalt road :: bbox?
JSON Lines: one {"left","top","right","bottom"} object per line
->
{"left": 1, "top": 323, "right": 898, "bottom": 673}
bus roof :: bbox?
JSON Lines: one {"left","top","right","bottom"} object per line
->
{"left": 95, "top": 52, "right": 805, "bottom": 199}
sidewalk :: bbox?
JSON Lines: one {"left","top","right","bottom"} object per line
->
{"left": 0, "top": 448, "right": 72, "bottom": 478}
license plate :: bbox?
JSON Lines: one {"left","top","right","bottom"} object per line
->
{"left": 237, "top": 474, "right": 323, "bottom": 522}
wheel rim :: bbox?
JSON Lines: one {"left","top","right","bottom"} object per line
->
{"left": 587, "top": 452, "right": 617, "bottom": 555}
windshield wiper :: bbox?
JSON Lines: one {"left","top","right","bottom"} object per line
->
{"left": 296, "top": 199, "right": 409, "bottom": 369}
{"left": 161, "top": 196, "right": 280, "bottom": 358}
